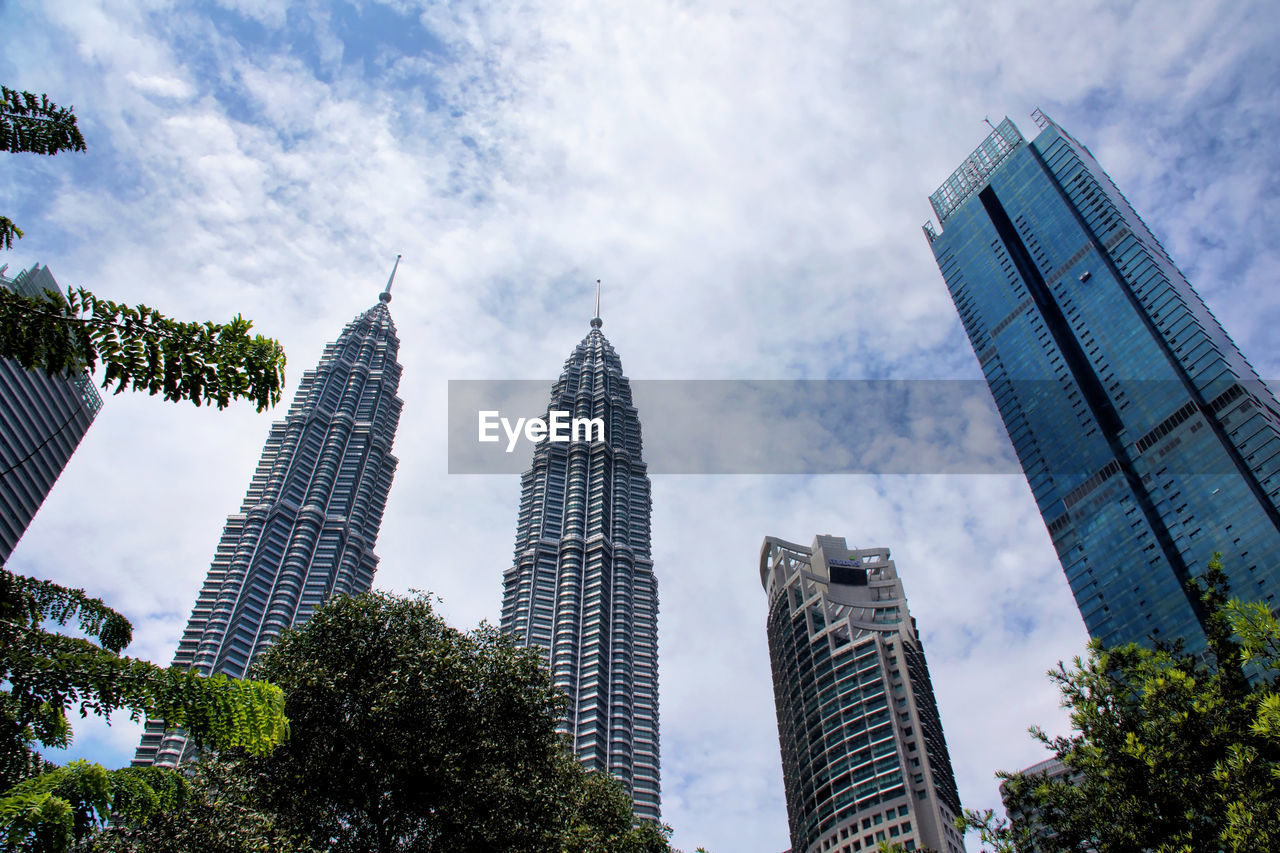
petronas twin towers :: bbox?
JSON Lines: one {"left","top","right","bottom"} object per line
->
{"left": 135, "top": 270, "right": 660, "bottom": 817}
{"left": 501, "top": 307, "right": 661, "bottom": 820}
{"left": 135, "top": 265, "right": 405, "bottom": 766}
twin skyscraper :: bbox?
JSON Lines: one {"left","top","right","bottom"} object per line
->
{"left": 127, "top": 269, "right": 664, "bottom": 819}
{"left": 499, "top": 300, "right": 662, "bottom": 821}
{"left": 106, "top": 110, "right": 1280, "bottom": 851}
{"left": 134, "top": 259, "right": 406, "bottom": 765}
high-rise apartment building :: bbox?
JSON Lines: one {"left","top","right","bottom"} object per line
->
{"left": 500, "top": 302, "right": 660, "bottom": 820}
{"left": 134, "top": 265, "right": 404, "bottom": 766}
{"left": 761, "top": 535, "right": 963, "bottom": 853}
{"left": 924, "top": 113, "right": 1280, "bottom": 655}
{"left": 1000, "top": 756, "right": 1075, "bottom": 851}
{"left": 0, "top": 263, "right": 103, "bottom": 565}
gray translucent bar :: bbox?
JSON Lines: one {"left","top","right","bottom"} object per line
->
{"left": 448, "top": 379, "right": 1280, "bottom": 475}
{"left": 449, "top": 379, "right": 1020, "bottom": 474}
{"left": 447, "top": 379, "right": 1280, "bottom": 475}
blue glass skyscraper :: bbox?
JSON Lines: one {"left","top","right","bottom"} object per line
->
{"left": 135, "top": 264, "right": 404, "bottom": 766}
{"left": 924, "top": 113, "right": 1280, "bottom": 654}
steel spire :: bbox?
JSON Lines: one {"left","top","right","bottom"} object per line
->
{"left": 380, "top": 254, "right": 401, "bottom": 303}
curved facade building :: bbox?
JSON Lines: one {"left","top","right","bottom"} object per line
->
{"left": 134, "top": 268, "right": 403, "bottom": 766}
{"left": 500, "top": 308, "right": 660, "bottom": 820}
{"left": 761, "top": 535, "right": 962, "bottom": 853}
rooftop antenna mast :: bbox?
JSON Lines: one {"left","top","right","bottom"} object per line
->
{"left": 380, "top": 254, "right": 401, "bottom": 303}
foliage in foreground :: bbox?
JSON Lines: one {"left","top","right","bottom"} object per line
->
{"left": 77, "top": 758, "right": 320, "bottom": 853}
{"left": 87, "top": 591, "right": 699, "bottom": 852}
{"left": 1, "top": 86, "right": 85, "bottom": 251}
{"left": 958, "top": 556, "right": 1280, "bottom": 852}
{"left": 0, "top": 83, "right": 295, "bottom": 850}
{"left": 0, "top": 285, "right": 287, "bottom": 412}
{"left": 234, "top": 590, "right": 681, "bottom": 852}
{"left": 0, "top": 569, "right": 289, "bottom": 851}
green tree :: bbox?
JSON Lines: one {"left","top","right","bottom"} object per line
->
{"left": 958, "top": 556, "right": 1280, "bottom": 852}
{"left": 0, "top": 570, "right": 289, "bottom": 852}
{"left": 2, "top": 84, "right": 286, "bottom": 412}
{"left": 76, "top": 757, "right": 318, "bottom": 853}
{"left": 231, "top": 590, "right": 681, "bottom": 853}
{"left": 560, "top": 760, "right": 683, "bottom": 853}
{"left": 0, "top": 760, "right": 184, "bottom": 852}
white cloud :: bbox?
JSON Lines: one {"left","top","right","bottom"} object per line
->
{"left": 125, "top": 71, "right": 196, "bottom": 100}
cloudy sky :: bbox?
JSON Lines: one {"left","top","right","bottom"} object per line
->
{"left": 4, "top": 1, "right": 1280, "bottom": 850}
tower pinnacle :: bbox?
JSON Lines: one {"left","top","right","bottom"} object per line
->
{"left": 380, "top": 254, "right": 401, "bottom": 303}
{"left": 135, "top": 263, "right": 404, "bottom": 767}
{"left": 501, "top": 311, "right": 659, "bottom": 819}
{"left": 591, "top": 279, "right": 602, "bottom": 328}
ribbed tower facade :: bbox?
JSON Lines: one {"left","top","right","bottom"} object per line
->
{"left": 500, "top": 308, "right": 660, "bottom": 820}
{"left": 924, "top": 113, "right": 1280, "bottom": 656}
{"left": 0, "top": 263, "right": 102, "bottom": 564}
{"left": 134, "top": 268, "right": 403, "bottom": 766}
{"left": 761, "top": 535, "right": 963, "bottom": 853}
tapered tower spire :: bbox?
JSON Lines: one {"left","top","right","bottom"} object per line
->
{"left": 501, "top": 312, "right": 659, "bottom": 820}
{"left": 591, "top": 279, "right": 602, "bottom": 329}
{"left": 135, "top": 268, "right": 404, "bottom": 767}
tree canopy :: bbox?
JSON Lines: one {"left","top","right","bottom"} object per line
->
{"left": 0, "top": 569, "right": 290, "bottom": 851}
{"left": 959, "top": 557, "right": 1280, "bottom": 852}
{"left": 78, "top": 591, "right": 707, "bottom": 852}
{"left": 226, "top": 590, "right": 679, "bottom": 853}
{"left": 76, "top": 757, "right": 320, "bottom": 853}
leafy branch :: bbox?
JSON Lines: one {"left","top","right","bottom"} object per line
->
{"left": 0, "top": 568, "right": 132, "bottom": 653}
{"left": 1, "top": 85, "right": 87, "bottom": 251}
{"left": 0, "top": 760, "right": 188, "bottom": 853}
{"left": 0, "top": 87, "right": 86, "bottom": 156}
{"left": 0, "top": 286, "right": 286, "bottom": 411}
{"left": 2, "top": 623, "right": 287, "bottom": 756}
{"left": 1, "top": 568, "right": 289, "bottom": 789}
{"left": 0, "top": 218, "right": 22, "bottom": 252}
